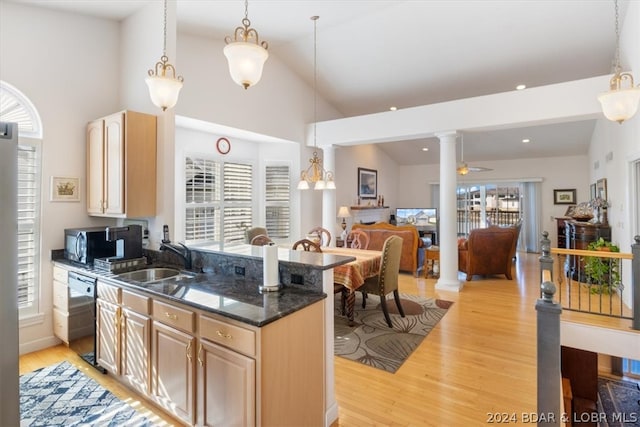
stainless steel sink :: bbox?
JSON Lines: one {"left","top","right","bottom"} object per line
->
{"left": 116, "top": 268, "right": 193, "bottom": 283}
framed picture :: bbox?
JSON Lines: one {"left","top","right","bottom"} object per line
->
{"left": 596, "top": 178, "right": 607, "bottom": 200}
{"left": 358, "top": 167, "right": 377, "bottom": 199}
{"left": 564, "top": 205, "right": 577, "bottom": 217}
{"left": 590, "top": 183, "right": 597, "bottom": 200}
{"left": 50, "top": 176, "right": 80, "bottom": 202}
{"left": 553, "top": 188, "right": 576, "bottom": 205}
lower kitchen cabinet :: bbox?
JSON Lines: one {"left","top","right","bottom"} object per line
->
{"left": 198, "top": 339, "right": 255, "bottom": 427}
{"left": 96, "top": 281, "right": 325, "bottom": 427}
{"left": 121, "top": 308, "right": 151, "bottom": 395}
{"left": 151, "top": 320, "right": 196, "bottom": 426}
{"left": 96, "top": 298, "right": 120, "bottom": 374}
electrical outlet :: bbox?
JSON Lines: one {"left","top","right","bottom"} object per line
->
{"left": 291, "top": 274, "right": 303, "bottom": 284}
{"left": 235, "top": 266, "right": 245, "bottom": 276}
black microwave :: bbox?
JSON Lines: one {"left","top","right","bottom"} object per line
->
{"left": 64, "top": 226, "right": 116, "bottom": 265}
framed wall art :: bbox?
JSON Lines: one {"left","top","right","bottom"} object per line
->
{"left": 50, "top": 176, "right": 80, "bottom": 202}
{"left": 596, "top": 178, "right": 607, "bottom": 200}
{"left": 357, "top": 167, "right": 377, "bottom": 199}
{"left": 553, "top": 188, "right": 576, "bottom": 205}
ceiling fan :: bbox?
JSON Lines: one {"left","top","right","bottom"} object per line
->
{"left": 457, "top": 133, "right": 492, "bottom": 175}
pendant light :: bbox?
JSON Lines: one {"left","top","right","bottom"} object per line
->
{"left": 224, "top": 0, "right": 269, "bottom": 90}
{"left": 597, "top": 0, "right": 640, "bottom": 124}
{"left": 297, "top": 16, "right": 335, "bottom": 191}
{"left": 146, "top": 0, "right": 184, "bottom": 111}
{"left": 457, "top": 134, "right": 469, "bottom": 176}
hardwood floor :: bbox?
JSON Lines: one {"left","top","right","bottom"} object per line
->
{"left": 20, "top": 252, "right": 621, "bottom": 426}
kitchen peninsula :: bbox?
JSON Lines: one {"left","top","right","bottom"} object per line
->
{"left": 53, "top": 243, "right": 353, "bottom": 426}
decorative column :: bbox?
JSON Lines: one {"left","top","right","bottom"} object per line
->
{"left": 321, "top": 145, "right": 337, "bottom": 246}
{"left": 435, "top": 131, "right": 463, "bottom": 292}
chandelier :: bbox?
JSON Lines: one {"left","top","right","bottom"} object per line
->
{"left": 224, "top": 0, "right": 269, "bottom": 90}
{"left": 146, "top": 0, "right": 184, "bottom": 111}
{"left": 297, "top": 16, "right": 335, "bottom": 191}
{"left": 597, "top": 0, "right": 640, "bottom": 124}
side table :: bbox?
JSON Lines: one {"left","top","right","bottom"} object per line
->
{"left": 424, "top": 246, "right": 440, "bottom": 278}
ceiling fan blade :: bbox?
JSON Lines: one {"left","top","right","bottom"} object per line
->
{"left": 467, "top": 166, "right": 492, "bottom": 172}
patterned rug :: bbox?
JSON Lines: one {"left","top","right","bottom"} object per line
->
{"left": 20, "top": 361, "right": 156, "bottom": 427}
{"left": 334, "top": 293, "right": 452, "bottom": 373}
{"left": 598, "top": 377, "right": 640, "bottom": 427}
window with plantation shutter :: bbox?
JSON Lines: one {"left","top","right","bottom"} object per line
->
{"left": 223, "top": 162, "right": 252, "bottom": 243}
{"left": 17, "top": 143, "right": 41, "bottom": 314}
{"left": 184, "top": 156, "right": 253, "bottom": 244}
{"left": 2, "top": 81, "right": 43, "bottom": 318}
{"left": 265, "top": 165, "right": 290, "bottom": 239}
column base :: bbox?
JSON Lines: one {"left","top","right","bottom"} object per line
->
{"left": 435, "top": 278, "right": 463, "bottom": 292}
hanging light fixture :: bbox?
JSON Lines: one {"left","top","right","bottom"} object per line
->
{"left": 457, "top": 134, "right": 470, "bottom": 176}
{"left": 224, "top": 0, "right": 269, "bottom": 90}
{"left": 146, "top": 0, "right": 184, "bottom": 111}
{"left": 597, "top": 0, "right": 640, "bottom": 124}
{"left": 297, "top": 16, "right": 335, "bottom": 191}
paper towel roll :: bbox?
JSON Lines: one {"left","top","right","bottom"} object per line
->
{"left": 262, "top": 243, "right": 279, "bottom": 288}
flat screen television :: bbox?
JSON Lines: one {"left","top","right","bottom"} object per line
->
{"left": 395, "top": 208, "right": 438, "bottom": 228}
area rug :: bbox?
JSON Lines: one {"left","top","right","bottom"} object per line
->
{"left": 334, "top": 293, "right": 452, "bottom": 373}
{"left": 20, "top": 361, "right": 156, "bottom": 427}
{"left": 598, "top": 377, "right": 640, "bottom": 427}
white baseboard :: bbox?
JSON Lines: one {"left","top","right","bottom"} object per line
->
{"left": 19, "top": 335, "right": 62, "bottom": 356}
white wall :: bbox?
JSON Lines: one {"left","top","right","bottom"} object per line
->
{"left": 0, "top": 2, "right": 122, "bottom": 352}
{"left": 333, "top": 144, "right": 399, "bottom": 232}
{"left": 587, "top": 0, "right": 640, "bottom": 308}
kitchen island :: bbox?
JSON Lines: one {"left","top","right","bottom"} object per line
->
{"left": 53, "top": 243, "right": 352, "bottom": 426}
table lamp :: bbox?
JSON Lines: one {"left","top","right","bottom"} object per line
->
{"left": 337, "top": 206, "right": 351, "bottom": 240}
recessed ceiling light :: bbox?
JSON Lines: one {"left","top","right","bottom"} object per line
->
{"left": 422, "top": 147, "right": 429, "bottom": 152}
{"left": 522, "top": 138, "right": 530, "bottom": 143}
{"left": 516, "top": 84, "right": 526, "bottom": 90}
{"left": 389, "top": 106, "right": 397, "bottom": 111}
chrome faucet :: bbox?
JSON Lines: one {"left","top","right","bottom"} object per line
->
{"left": 159, "top": 242, "right": 192, "bottom": 270}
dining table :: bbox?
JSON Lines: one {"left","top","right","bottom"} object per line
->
{"left": 321, "top": 246, "right": 382, "bottom": 325}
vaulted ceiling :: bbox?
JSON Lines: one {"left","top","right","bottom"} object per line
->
{"left": 10, "top": 0, "right": 630, "bottom": 164}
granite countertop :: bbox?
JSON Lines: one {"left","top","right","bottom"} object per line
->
{"left": 53, "top": 258, "right": 326, "bottom": 327}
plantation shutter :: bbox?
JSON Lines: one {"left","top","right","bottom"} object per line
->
{"left": 185, "top": 157, "right": 220, "bottom": 241}
{"left": 223, "top": 162, "right": 252, "bottom": 243}
{"left": 265, "top": 165, "right": 290, "bottom": 239}
{"left": 17, "top": 144, "right": 40, "bottom": 311}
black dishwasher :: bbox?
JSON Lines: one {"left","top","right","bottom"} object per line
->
{"left": 67, "top": 271, "right": 105, "bottom": 373}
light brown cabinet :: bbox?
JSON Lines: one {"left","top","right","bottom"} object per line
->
{"left": 120, "top": 289, "right": 151, "bottom": 396}
{"left": 87, "top": 110, "right": 157, "bottom": 218}
{"left": 96, "top": 281, "right": 325, "bottom": 426}
{"left": 96, "top": 298, "right": 120, "bottom": 373}
{"left": 52, "top": 264, "right": 93, "bottom": 347}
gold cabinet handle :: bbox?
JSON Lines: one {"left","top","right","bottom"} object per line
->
{"left": 186, "top": 340, "right": 193, "bottom": 363}
{"left": 165, "top": 312, "right": 178, "bottom": 320}
{"left": 216, "top": 330, "right": 233, "bottom": 340}
{"left": 197, "top": 343, "right": 203, "bottom": 366}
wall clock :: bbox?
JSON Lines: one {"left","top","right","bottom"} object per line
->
{"left": 216, "top": 137, "right": 231, "bottom": 155}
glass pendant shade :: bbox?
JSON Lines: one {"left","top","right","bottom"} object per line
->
{"left": 457, "top": 162, "right": 469, "bottom": 176}
{"left": 146, "top": 74, "right": 183, "bottom": 111}
{"left": 297, "top": 178, "right": 309, "bottom": 190}
{"left": 598, "top": 86, "right": 640, "bottom": 124}
{"left": 224, "top": 42, "right": 269, "bottom": 89}
{"left": 314, "top": 180, "right": 326, "bottom": 190}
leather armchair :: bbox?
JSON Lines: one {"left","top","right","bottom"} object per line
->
{"left": 458, "top": 226, "right": 518, "bottom": 281}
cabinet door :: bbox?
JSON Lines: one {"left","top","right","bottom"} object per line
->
{"left": 103, "top": 112, "right": 125, "bottom": 215}
{"left": 87, "top": 119, "right": 104, "bottom": 214}
{"left": 198, "top": 339, "right": 255, "bottom": 427}
{"left": 121, "top": 308, "right": 150, "bottom": 395}
{"left": 151, "top": 321, "right": 196, "bottom": 425}
{"left": 96, "top": 298, "right": 120, "bottom": 374}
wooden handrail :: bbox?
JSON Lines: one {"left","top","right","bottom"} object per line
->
{"left": 551, "top": 247, "right": 633, "bottom": 260}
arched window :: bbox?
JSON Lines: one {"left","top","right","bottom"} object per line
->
{"left": 1, "top": 80, "right": 43, "bottom": 317}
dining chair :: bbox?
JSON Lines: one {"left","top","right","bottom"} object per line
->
{"left": 292, "top": 239, "right": 323, "bottom": 252}
{"left": 307, "top": 227, "right": 331, "bottom": 247}
{"left": 245, "top": 226, "right": 268, "bottom": 244}
{"left": 250, "top": 234, "right": 273, "bottom": 246}
{"left": 347, "top": 229, "right": 369, "bottom": 249}
{"left": 360, "top": 235, "right": 405, "bottom": 328}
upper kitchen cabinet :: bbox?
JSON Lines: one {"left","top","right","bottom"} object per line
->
{"left": 87, "top": 111, "right": 157, "bottom": 218}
